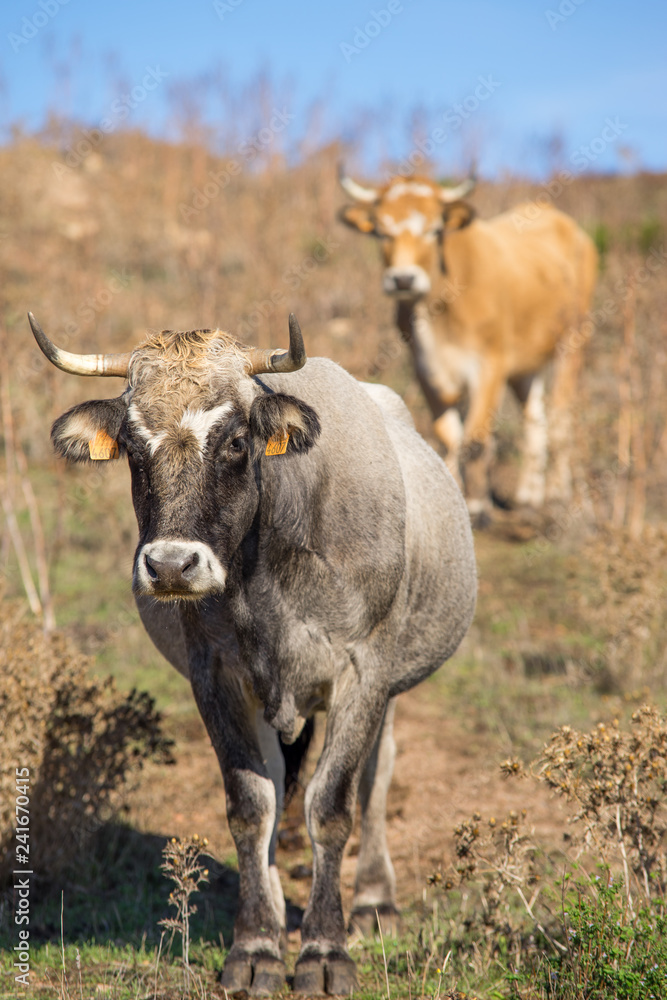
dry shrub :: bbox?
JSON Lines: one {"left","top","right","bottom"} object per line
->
{"left": 159, "top": 834, "right": 210, "bottom": 990}
{"left": 0, "top": 595, "right": 173, "bottom": 886}
{"left": 534, "top": 708, "right": 667, "bottom": 903}
{"left": 427, "top": 710, "right": 667, "bottom": 997}
{"left": 430, "top": 808, "right": 548, "bottom": 972}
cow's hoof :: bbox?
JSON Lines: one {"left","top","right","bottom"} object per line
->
{"left": 221, "top": 952, "right": 252, "bottom": 992}
{"left": 250, "top": 955, "right": 286, "bottom": 995}
{"left": 348, "top": 904, "right": 401, "bottom": 938}
{"left": 469, "top": 507, "right": 492, "bottom": 530}
{"left": 293, "top": 955, "right": 325, "bottom": 995}
{"left": 325, "top": 953, "right": 358, "bottom": 995}
{"left": 221, "top": 950, "right": 285, "bottom": 995}
{"left": 294, "top": 951, "right": 357, "bottom": 995}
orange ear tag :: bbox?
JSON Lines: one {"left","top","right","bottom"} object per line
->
{"left": 265, "top": 431, "right": 290, "bottom": 456}
{"left": 88, "top": 429, "right": 120, "bottom": 460}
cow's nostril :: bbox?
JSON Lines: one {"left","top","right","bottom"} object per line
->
{"left": 181, "top": 551, "right": 200, "bottom": 577}
{"left": 144, "top": 553, "right": 159, "bottom": 580}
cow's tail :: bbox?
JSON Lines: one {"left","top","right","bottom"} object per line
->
{"left": 280, "top": 717, "right": 315, "bottom": 805}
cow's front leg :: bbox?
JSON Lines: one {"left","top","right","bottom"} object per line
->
{"left": 349, "top": 697, "right": 399, "bottom": 937}
{"left": 186, "top": 646, "right": 286, "bottom": 995}
{"left": 294, "top": 681, "right": 388, "bottom": 996}
{"left": 433, "top": 409, "right": 464, "bottom": 486}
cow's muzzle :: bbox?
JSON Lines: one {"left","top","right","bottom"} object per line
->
{"left": 134, "top": 540, "right": 226, "bottom": 599}
{"left": 382, "top": 265, "right": 431, "bottom": 299}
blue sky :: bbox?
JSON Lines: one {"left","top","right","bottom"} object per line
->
{"left": 2, "top": 0, "right": 665, "bottom": 177}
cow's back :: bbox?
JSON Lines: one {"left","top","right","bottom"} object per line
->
{"left": 361, "top": 379, "right": 477, "bottom": 693}
{"left": 443, "top": 205, "right": 597, "bottom": 368}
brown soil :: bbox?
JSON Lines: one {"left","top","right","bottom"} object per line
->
{"left": 125, "top": 682, "right": 567, "bottom": 918}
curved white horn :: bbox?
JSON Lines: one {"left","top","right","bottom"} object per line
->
{"left": 438, "top": 174, "right": 477, "bottom": 203}
{"left": 28, "top": 313, "right": 131, "bottom": 377}
{"left": 338, "top": 164, "right": 378, "bottom": 204}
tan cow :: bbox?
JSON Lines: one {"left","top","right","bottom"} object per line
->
{"left": 339, "top": 171, "right": 598, "bottom": 518}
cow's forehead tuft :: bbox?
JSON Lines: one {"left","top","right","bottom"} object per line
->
{"left": 127, "top": 328, "right": 254, "bottom": 415}
{"left": 384, "top": 180, "right": 438, "bottom": 201}
{"left": 378, "top": 210, "right": 431, "bottom": 237}
{"left": 129, "top": 328, "right": 250, "bottom": 377}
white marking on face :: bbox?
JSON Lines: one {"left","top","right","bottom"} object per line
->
{"left": 385, "top": 181, "right": 435, "bottom": 200}
{"left": 128, "top": 401, "right": 233, "bottom": 456}
{"left": 178, "top": 403, "right": 233, "bottom": 451}
{"left": 128, "top": 402, "right": 167, "bottom": 456}
{"left": 379, "top": 210, "right": 428, "bottom": 238}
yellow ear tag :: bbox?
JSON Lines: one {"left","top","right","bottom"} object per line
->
{"left": 265, "top": 430, "right": 290, "bottom": 456}
{"left": 88, "top": 429, "right": 120, "bottom": 461}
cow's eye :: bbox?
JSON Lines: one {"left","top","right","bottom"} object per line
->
{"left": 229, "top": 436, "right": 247, "bottom": 454}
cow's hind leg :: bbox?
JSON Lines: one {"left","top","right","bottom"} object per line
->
{"left": 512, "top": 374, "right": 548, "bottom": 508}
{"left": 349, "top": 697, "right": 399, "bottom": 937}
{"left": 185, "top": 646, "right": 286, "bottom": 995}
{"left": 294, "top": 682, "right": 388, "bottom": 995}
{"left": 461, "top": 365, "right": 505, "bottom": 521}
{"left": 547, "top": 345, "right": 582, "bottom": 503}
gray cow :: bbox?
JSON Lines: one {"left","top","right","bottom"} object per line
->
{"left": 30, "top": 312, "right": 476, "bottom": 995}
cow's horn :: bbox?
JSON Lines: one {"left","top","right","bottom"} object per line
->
{"left": 338, "top": 164, "right": 378, "bottom": 204}
{"left": 246, "top": 313, "right": 307, "bottom": 376}
{"left": 438, "top": 173, "right": 477, "bottom": 203}
{"left": 28, "top": 312, "right": 131, "bottom": 377}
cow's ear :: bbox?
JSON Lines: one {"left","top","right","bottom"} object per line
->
{"left": 51, "top": 397, "right": 126, "bottom": 463}
{"left": 338, "top": 205, "right": 376, "bottom": 234}
{"left": 443, "top": 201, "right": 476, "bottom": 232}
{"left": 250, "top": 393, "right": 321, "bottom": 456}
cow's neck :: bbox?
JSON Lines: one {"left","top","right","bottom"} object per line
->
{"left": 395, "top": 298, "right": 473, "bottom": 415}
{"left": 395, "top": 299, "right": 443, "bottom": 357}
{"left": 396, "top": 301, "right": 416, "bottom": 343}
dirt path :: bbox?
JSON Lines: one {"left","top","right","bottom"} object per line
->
{"left": 127, "top": 684, "right": 567, "bottom": 916}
